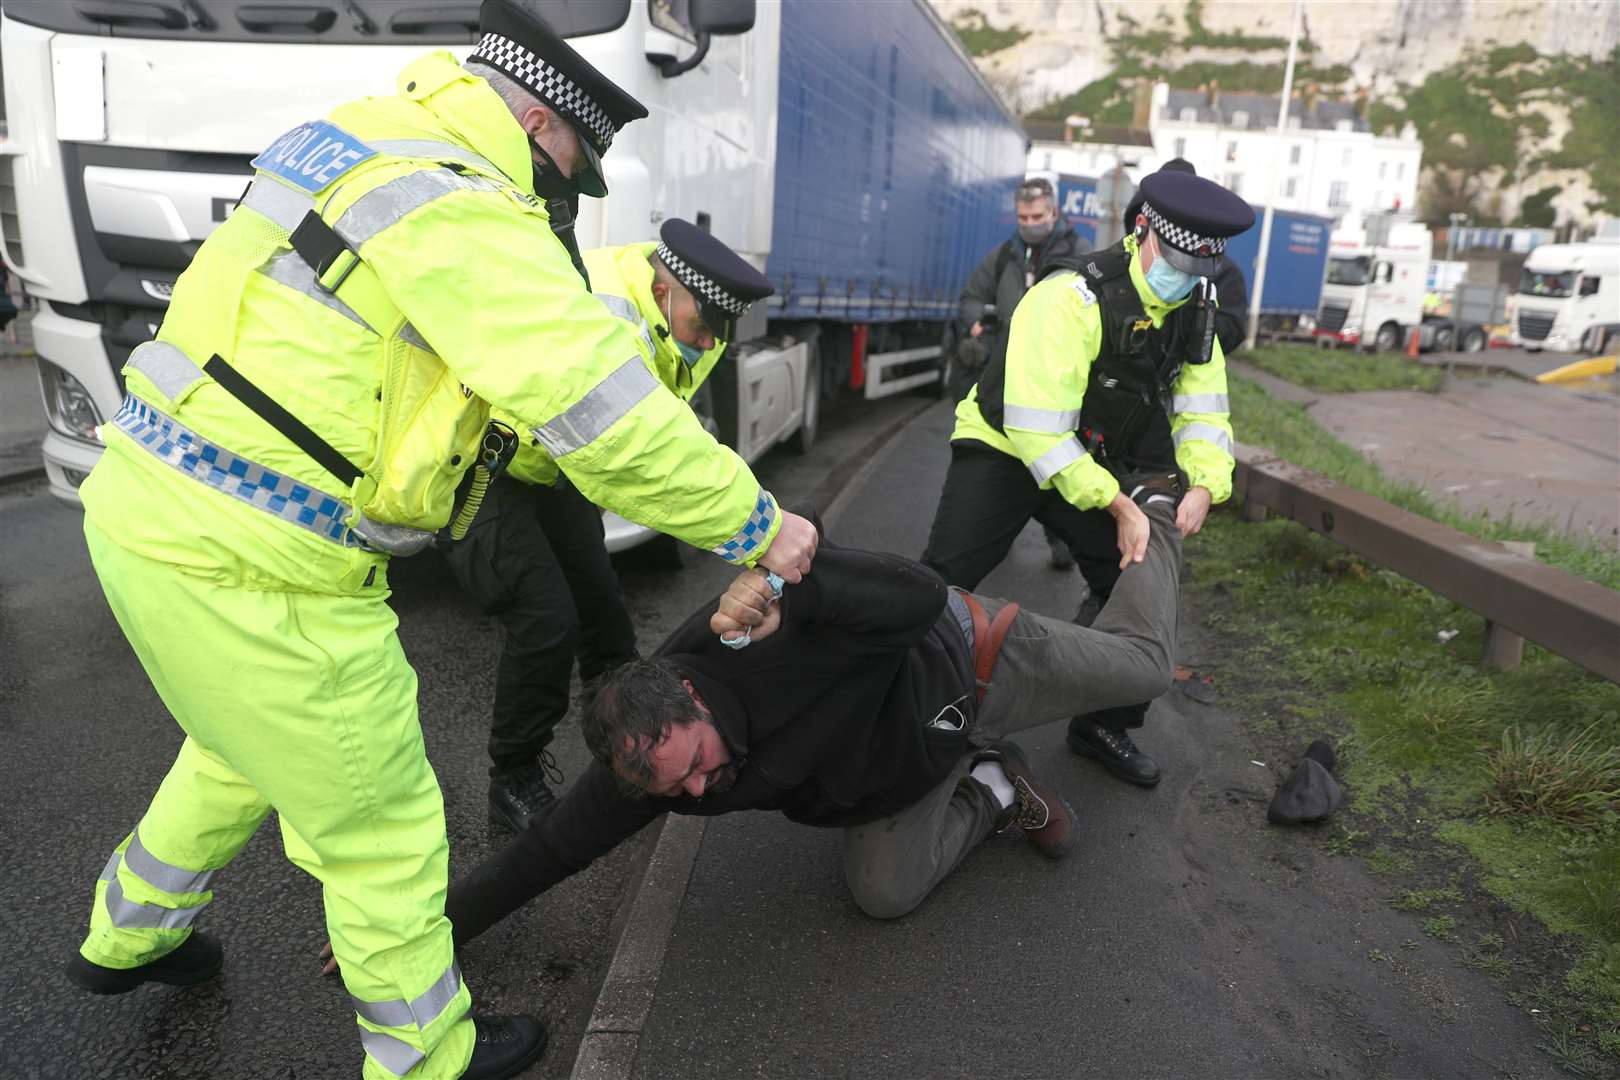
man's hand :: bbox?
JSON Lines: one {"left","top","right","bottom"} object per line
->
{"left": 319, "top": 941, "right": 338, "bottom": 977}
{"left": 756, "top": 510, "right": 817, "bottom": 583}
{"left": 969, "top": 321, "right": 984, "bottom": 338}
{"left": 711, "top": 568, "right": 782, "bottom": 645}
{"left": 1107, "top": 491, "right": 1151, "bottom": 569}
{"left": 1176, "top": 485, "right": 1212, "bottom": 538}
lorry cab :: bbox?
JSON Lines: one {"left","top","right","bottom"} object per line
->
{"left": 0, "top": 0, "right": 786, "bottom": 507}
{"left": 1314, "top": 220, "right": 1432, "bottom": 352}
{"left": 1505, "top": 241, "right": 1620, "bottom": 354}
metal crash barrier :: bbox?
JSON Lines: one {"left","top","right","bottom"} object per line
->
{"left": 1232, "top": 445, "right": 1620, "bottom": 683}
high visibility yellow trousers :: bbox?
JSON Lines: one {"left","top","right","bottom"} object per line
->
{"left": 79, "top": 519, "right": 475, "bottom": 1078}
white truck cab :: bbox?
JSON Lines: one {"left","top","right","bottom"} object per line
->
{"left": 1505, "top": 241, "right": 1620, "bottom": 354}
{"left": 1314, "top": 218, "right": 1433, "bottom": 352}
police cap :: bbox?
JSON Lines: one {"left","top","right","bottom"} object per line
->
{"left": 656, "top": 219, "right": 775, "bottom": 342}
{"left": 1136, "top": 170, "right": 1255, "bottom": 277}
{"left": 1121, "top": 158, "right": 1197, "bottom": 232}
{"left": 473, "top": 0, "right": 648, "bottom": 198}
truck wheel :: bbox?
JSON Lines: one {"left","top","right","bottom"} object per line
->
{"left": 1460, "top": 327, "right": 1486, "bottom": 353}
{"left": 1373, "top": 322, "right": 1401, "bottom": 352}
{"left": 1432, "top": 326, "right": 1453, "bottom": 352}
{"left": 790, "top": 348, "right": 822, "bottom": 455}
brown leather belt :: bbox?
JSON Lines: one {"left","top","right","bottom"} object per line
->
{"left": 957, "top": 590, "right": 1020, "bottom": 704}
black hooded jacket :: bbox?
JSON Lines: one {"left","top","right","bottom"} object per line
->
{"left": 958, "top": 215, "right": 1090, "bottom": 339}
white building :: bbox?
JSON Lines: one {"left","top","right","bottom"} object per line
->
{"left": 1145, "top": 82, "right": 1422, "bottom": 223}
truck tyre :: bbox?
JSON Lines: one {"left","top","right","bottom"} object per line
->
{"left": 1373, "top": 322, "right": 1402, "bottom": 353}
{"left": 1460, "top": 327, "right": 1486, "bottom": 353}
{"left": 790, "top": 346, "right": 822, "bottom": 455}
{"left": 1432, "top": 326, "right": 1453, "bottom": 352}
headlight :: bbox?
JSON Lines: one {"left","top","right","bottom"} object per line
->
{"left": 37, "top": 360, "right": 105, "bottom": 442}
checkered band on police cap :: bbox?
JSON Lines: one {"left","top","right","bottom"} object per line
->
{"left": 656, "top": 242, "right": 751, "bottom": 317}
{"left": 473, "top": 31, "right": 618, "bottom": 151}
{"left": 1141, "top": 201, "right": 1227, "bottom": 257}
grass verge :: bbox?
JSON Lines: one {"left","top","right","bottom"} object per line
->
{"left": 1185, "top": 374, "right": 1620, "bottom": 1074}
{"left": 1241, "top": 342, "right": 1444, "bottom": 393}
{"left": 1229, "top": 374, "right": 1620, "bottom": 589}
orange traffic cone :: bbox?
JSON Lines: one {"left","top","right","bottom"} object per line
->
{"left": 1406, "top": 325, "right": 1421, "bottom": 359}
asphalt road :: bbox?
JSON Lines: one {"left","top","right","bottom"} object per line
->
{"left": 0, "top": 390, "right": 925, "bottom": 1080}
{"left": 628, "top": 404, "right": 1561, "bottom": 1080}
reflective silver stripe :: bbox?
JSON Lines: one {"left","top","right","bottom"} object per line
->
{"left": 112, "top": 396, "right": 360, "bottom": 547}
{"left": 398, "top": 322, "right": 433, "bottom": 352}
{"left": 711, "top": 489, "right": 778, "bottom": 563}
{"left": 1029, "top": 436, "right": 1086, "bottom": 485}
{"left": 258, "top": 251, "right": 367, "bottom": 329}
{"left": 123, "top": 829, "right": 216, "bottom": 896}
{"left": 350, "top": 514, "right": 436, "bottom": 557}
{"left": 240, "top": 178, "right": 313, "bottom": 232}
{"left": 595, "top": 291, "right": 656, "bottom": 355}
{"left": 1002, "top": 403, "right": 1081, "bottom": 434}
{"left": 369, "top": 139, "right": 503, "bottom": 179}
{"left": 127, "top": 340, "right": 206, "bottom": 400}
{"left": 351, "top": 961, "right": 464, "bottom": 1030}
{"left": 334, "top": 168, "right": 498, "bottom": 249}
{"left": 1171, "top": 393, "right": 1230, "bottom": 414}
{"left": 99, "top": 851, "right": 122, "bottom": 882}
{"left": 1174, "top": 422, "right": 1235, "bottom": 453}
{"left": 358, "top": 1027, "right": 424, "bottom": 1077}
{"left": 531, "top": 357, "right": 659, "bottom": 457}
{"left": 104, "top": 875, "right": 209, "bottom": 930}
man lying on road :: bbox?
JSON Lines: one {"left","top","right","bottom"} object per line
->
{"left": 326, "top": 476, "right": 1182, "bottom": 970}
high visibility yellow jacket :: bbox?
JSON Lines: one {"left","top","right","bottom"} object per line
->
{"left": 952, "top": 234, "right": 1235, "bottom": 510}
{"left": 503, "top": 241, "right": 726, "bottom": 487}
{"left": 85, "top": 53, "right": 778, "bottom": 595}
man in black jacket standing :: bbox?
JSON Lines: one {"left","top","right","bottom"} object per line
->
{"left": 433, "top": 480, "right": 1182, "bottom": 944}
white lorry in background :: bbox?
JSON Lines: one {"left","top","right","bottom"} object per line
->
{"left": 1505, "top": 239, "right": 1620, "bottom": 355}
{"left": 1313, "top": 217, "right": 1433, "bottom": 352}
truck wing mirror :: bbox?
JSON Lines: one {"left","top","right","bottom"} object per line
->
{"left": 689, "top": 0, "right": 755, "bottom": 35}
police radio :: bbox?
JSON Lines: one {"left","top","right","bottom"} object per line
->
{"left": 1186, "top": 277, "right": 1217, "bottom": 366}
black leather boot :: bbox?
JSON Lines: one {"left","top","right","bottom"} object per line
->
{"left": 65, "top": 931, "right": 224, "bottom": 995}
{"left": 1067, "top": 714, "right": 1161, "bottom": 787}
{"left": 488, "top": 755, "right": 561, "bottom": 833}
{"left": 462, "top": 1014, "right": 548, "bottom": 1079}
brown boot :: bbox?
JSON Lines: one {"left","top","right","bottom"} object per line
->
{"left": 974, "top": 741, "right": 1079, "bottom": 860}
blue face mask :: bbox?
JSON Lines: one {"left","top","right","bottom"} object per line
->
{"left": 665, "top": 293, "right": 707, "bottom": 368}
{"left": 1144, "top": 256, "right": 1197, "bottom": 303}
{"left": 675, "top": 337, "right": 704, "bottom": 367}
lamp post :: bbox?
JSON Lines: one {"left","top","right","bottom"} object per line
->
{"left": 1245, "top": 0, "right": 1303, "bottom": 351}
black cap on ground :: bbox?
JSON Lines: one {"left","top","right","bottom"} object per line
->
{"left": 474, "top": 0, "right": 648, "bottom": 197}
{"left": 656, "top": 218, "right": 774, "bottom": 342}
{"left": 1267, "top": 755, "right": 1343, "bottom": 826}
{"left": 1135, "top": 170, "right": 1255, "bottom": 276}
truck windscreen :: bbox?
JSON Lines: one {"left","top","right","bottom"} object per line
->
{"left": 1518, "top": 270, "right": 1575, "bottom": 298}
{"left": 1325, "top": 256, "right": 1371, "bottom": 287}
{"left": 2, "top": 1, "right": 629, "bottom": 44}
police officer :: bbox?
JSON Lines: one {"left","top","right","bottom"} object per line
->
{"left": 1123, "top": 158, "right": 1250, "bottom": 357}
{"left": 957, "top": 176, "right": 1091, "bottom": 569}
{"left": 445, "top": 219, "right": 774, "bottom": 831}
{"left": 61, "top": 2, "right": 816, "bottom": 1077}
{"left": 921, "top": 170, "right": 1253, "bottom": 788}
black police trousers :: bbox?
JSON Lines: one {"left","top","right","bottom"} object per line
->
{"left": 441, "top": 475, "right": 639, "bottom": 775}
{"left": 920, "top": 412, "right": 1177, "bottom": 732}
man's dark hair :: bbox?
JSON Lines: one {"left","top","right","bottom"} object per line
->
{"left": 580, "top": 657, "right": 703, "bottom": 793}
{"left": 1015, "top": 177, "right": 1055, "bottom": 207}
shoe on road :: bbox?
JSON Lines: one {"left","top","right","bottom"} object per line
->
{"left": 1067, "top": 716, "right": 1162, "bottom": 788}
{"left": 463, "top": 1014, "right": 548, "bottom": 1080}
{"left": 65, "top": 931, "right": 223, "bottom": 995}
{"left": 975, "top": 740, "right": 1079, "bottom": 860}
{"left": 488, "top": 758, "right": 559, "bottom": 833}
